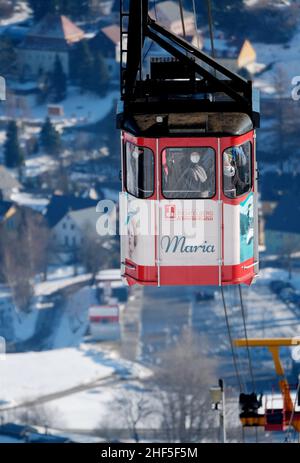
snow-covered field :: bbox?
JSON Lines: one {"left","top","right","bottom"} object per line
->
{"left": 0, "top": 1, "right": 31, "bottom": 27}
{"left": 35, "top": 273, "right": 92, "bottom": 297}
{"left": 1, "top": 88, "right": 119, "bottom": 128}
{"left": 12, "top": 308, "right": 39, "bottom": 342}
{"left": 0, "top": 348, "right": 114, "bottom": 406}
{"left": 0, "top": 286, "right": 39, "bottom": 343}
{"left": 10, "top": 191, "right": 49, "bottom": 212}
{"left": 1, "top": 265, "right": 299, "bottom": 440}
{"left": 254, "top": 26, "right": 300, "bottom": 97}
{"left": 23, "top": 154, "right": 58, "bottom": 178}
{"left": 260, "top": 266, "right": 300, "bottom": 293}
{"left": 0, "top": 267, "right": 92, "bottom": 344}
{"left": 0, "top": 346, "right": 152, "bottom": 431}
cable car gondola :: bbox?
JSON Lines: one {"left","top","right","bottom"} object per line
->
{"left": 118, "top": 0, "right": 260, "bottom": 287}
{"left": 235, "top": 338, "right": 300, "bottom": 433}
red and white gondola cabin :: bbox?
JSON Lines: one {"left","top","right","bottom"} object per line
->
{"left": 118, "top": 0, "right": 260, "bottom": 287}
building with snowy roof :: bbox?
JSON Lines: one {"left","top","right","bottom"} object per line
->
{"left": 89, "top": 24, "right": 120, "bottom": 77}
{"left": 17, "top": 14, "right": 85, "bottom": 78}
{"left": 44, "top": 193, "right": 115, "bottom": 255}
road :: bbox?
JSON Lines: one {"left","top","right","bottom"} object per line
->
{"left": 116, "top": 280, "right": 300, "bottom": 389}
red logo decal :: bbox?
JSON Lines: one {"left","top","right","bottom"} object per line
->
{"left": 165, "top": 205, "right": 176, "bottom": 219}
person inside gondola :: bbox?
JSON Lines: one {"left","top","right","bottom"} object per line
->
{"left": 163, "top": 148, "right": 214, "bottom": 199}
{"left": 223, "top": 150, "right": 246, "bottom": 198}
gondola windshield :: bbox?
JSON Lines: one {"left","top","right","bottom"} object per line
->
{"left": 162, "top": 147, "right": 215, "bottom": 199}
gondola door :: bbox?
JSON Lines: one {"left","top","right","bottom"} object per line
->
{"left": 157, "top": 137, "right": 222, "bottom": 286}
{"left": 120, "top": 135, "right": 158, "bottom": 286}
{"left": 220, "top": 132, "right": 258, "bottom": 285}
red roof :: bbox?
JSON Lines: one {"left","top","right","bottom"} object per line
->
{"left": 27, "top": 14, "right": 84, "bottom": 44}
{"left": 101, "top": 25, "right": 120, "bottom": 45}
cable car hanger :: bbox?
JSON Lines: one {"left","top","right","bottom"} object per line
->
{"left": 235, "top": 338, "right": 300, "bottom": 434}
{"left": 119, "top": 0, "right": 260, "bottom": 136}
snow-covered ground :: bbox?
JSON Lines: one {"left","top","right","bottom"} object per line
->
{"left": 245, "top": 0, "right": 292, "bottom": 6}
{"left": 23, "top": 154, "right": 58, "bottom": 178}
{"left": 1, "top": 265, "right": 300, "bottom": 439}
{"left": 53, "top": 285, "right": 95, "bottom": 348}
{"left": 260, "top": 266, "right": 300, "bottom": 293}
{"left": 0, "top": 287, "right": 39, "bottom": 343}
{"left": 0, "top": 346, "right": 152, "bottom": 431}
{"left": 50, "top": 379, "right": 156, "bottom": 432}
{"left": 0, "top": 267, "right": 91, "bottom": 345}
{"left": 0, "top": 435, "right": 22, "bottom": 443}
{"left": 0, "top": 1, "right": 31, "bottom": 27}
{"left": 35, "top": 273, "right": 91, "bottom": 297}
{"left": 1, "top": 87, "right": 119, "bottom": 128}
{"left": 0, "top": 348, "right": 114, "bottom": 411}
{"left": 254, "top": 26, "right": 300, "bottom": 97}
{"left": 46, "top": 266, "right": 86, "bottom": 282}
{"left": 10, "top": 191, "right": 49, "bottom": 212}
{"left": 12, "top": 308, "right": 39, "bottom": 342}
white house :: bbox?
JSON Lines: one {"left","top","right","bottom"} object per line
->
{"left": 52, "top": 207, "right": 100, "bottom": 250}
{"left": 18, "top": 14, "right": 85, "bottom": 78}
{"left": 45, "top": 193, "right": 116, "bottom": 254}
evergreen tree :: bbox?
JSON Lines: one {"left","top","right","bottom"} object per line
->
{"left": 4, "top": 121, "right": 23, "bottom": 168}
{"left": 73, "top": 41, "right": 94, "bottom": 92}
{"left": 64, "top": 0, "right": 90, "bottom": 18}
{"left": 29, "top": 0, "right": 58, "bottom": 20}
{"left": 29, "top": 0, "right": 90, "bottom": 20}
{"left": 91, "top": 52, "right": 109, "bottom": 96}
{"left": 213, "top": 0, "right": 244, "bottom": 14}
{"left": 71, "top": 43, "right": 110, "bottom": 95}
{"left": 111, "top": 0, "right": 119, "bottom": 12}
{"left": 52, "top": 55, "right": 67, "bottom": 101}
{"left": 212, "top": 0, "right": 245, "bottom": 31}
{"left": 0, "top": 37, "right": 16, "bottom": 74}
{"left": 40, "top": 117, "right": 62, "bottom": 155}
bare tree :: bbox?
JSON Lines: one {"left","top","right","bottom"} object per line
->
{"left": 0, "top": 210, "right": 51, "bottom": 311}
{"left": 79, "top": 228, "right": 119, "bottom": 283}
{"left": 19, "top": 210, "right": 51, "bottom": 281}
{"left": 152, "top": 329, "right": 217, "bottom": 443}
{"left": 1, "top": 230, "right": 33, "bottom": 311}
{"left": 8, "top": 404, "right": 63, "bottom": 430}
{"left": 280, "top": 234, "right": 300, "bottom": 280}
{"left": 76, "top": 228, "right": 103, "bottom": 283}
{"left": 106, "top": 391, "right": 154, "bottom": 443}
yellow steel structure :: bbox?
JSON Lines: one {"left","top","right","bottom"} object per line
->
{"left": 234, "top": 338, "right": 300, "bottom": 432}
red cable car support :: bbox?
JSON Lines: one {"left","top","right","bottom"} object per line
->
{"left": 235, "top": 338, "right": 300, "bottom": 434}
